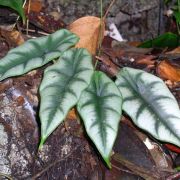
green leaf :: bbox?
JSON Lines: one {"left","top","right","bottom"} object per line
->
{"left": 164, "top": 0, "right": 171, "bottom": 4}
{"left": 174, "top": 11, "right": 180, "bottom": 24}
{"left": 39, "top": 48, "right": 94, "bottom": 147}
{"left": 77, "top": 71, "right": 122, "bottom": 167}
{"left": 115, "top": 67, "right": 180, "bottom": 147}
{"left": 0, "top": 29, "right": 79, "bottom": 81}
{"left": 0, "top": 0, "right": 26, "bottom": 24}
{"left": 138, "top": 32, "right": 180, "bottom": 48}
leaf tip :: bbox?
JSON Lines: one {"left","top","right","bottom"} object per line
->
{"left": 104, "top": 157, "right": 111, "bottom": 169}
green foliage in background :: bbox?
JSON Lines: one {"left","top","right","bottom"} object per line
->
{"left": 138, "top": 32, "right": 180, "bottom": 48}
{"left": 139, "top": 0, "right": 180, "bottom": 49}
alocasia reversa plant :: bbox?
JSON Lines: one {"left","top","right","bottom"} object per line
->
{"left": 0, "top": 29, "right": 179, "bottom": 167}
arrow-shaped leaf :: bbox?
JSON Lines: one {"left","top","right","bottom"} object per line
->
{"left": 77, "top": 71, "right": 122, "bottom": 167}
{"left": 39, "top": 48, "right": 94, "bottom": 146}
{"left": 115, "top": 67, "right": 180, "bottom": 147}
{"left": 0, "top": 29, "right": 79, "bottom": 81}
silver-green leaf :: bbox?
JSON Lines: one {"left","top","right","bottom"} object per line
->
{"left": 77, "top": 71, "right": 122, "bottom": 167}
{"left": 39, "top": 48, "right": 94, "bottom": 147}
{"left": 0, "top": 29, "right": 79, "bottom": 81}
{"left": 115, "top": 67, "right": 180, "bottom": 147}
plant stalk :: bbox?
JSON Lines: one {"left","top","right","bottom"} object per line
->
{"left": 94, "top": 0, "right": 104, "bottom": 69}
{"left": 95, "top": 0, "right": 116, "bottom": 70}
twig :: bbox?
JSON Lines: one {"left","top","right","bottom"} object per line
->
{"left": 26, "top": 0, "right": 31, "bottom": 35}
{"left": 31, "top": 146, "right": 80, "bottom": 180}
{"left": 111, "top": 163, "right": 139, "bottom": 175}
{"left": 20, "top": 28, "right": 50, "bottom": 36}
{"left": 95, "top": 55, "right": 119, "bottom": 76}
{"left": 0, "top": 173, "right": 13, "bottom": 180}
{"left": 112, "top": 153, "right": 161, "bottom": 179}
{"left": 166, "top": 172, "right": 180, "bottom": 180}
{"left": 94, "top": 0, "right": 104, "bottom": 69}
{"left": 95, "top": 0, "right": 117, "bottom": 69}
{"left": 103, "top": 0, "right": 116, "bottom": 19}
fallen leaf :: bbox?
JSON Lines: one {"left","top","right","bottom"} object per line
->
{"left": 24, "top": 0, "right": 42, "bottom": 13}
{"left": 157, "top": 60, "right": 180, "bottom": 82}
{"left": 69, "top": 16, "right": 105, "bottom": 55}
{"left": 136, "top": 55, "right": 155, "bottom": 68}
{"left": 112, "top": 41, "right": 152, "bottom": 54}
{"left": 128, "top": 41, "right": 142, "bottom": 47}
{"left": 0, "top": 28, "right": 24, "bottom": 46}
{"left": 96, "top": 54, "right": 119, "bottom": 77}
{"left": 24, "top": 0, "right": 65, "bottom": 33}
{"left": 67, "top": 108, "right": 77, "bottom": 120}
{"left": 165, "top": 144, "right": 180, "bottom": 153}
{"left": 26, "top": 11, "right": 65, "bottom": 33}
{"left": 166, "top": 47, "right": 180, "bottom": 54}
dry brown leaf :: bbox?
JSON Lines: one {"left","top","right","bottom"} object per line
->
{"left": 24, "top": 0, "right": 43, "bottom": 13}
{"left": 128, "top": 41, "right": 142, "bottom": 47}
{"left": 69, "top": 16, "right": 105, "bottom": 55}
{"left": 166, "top": 47, "right": 180, "bottom": 54}
{"left": 0, "top": 28, "right": 24, "bottom": 46}
{"left": 66, "top": 108, "right": 77, "bottom": 120}
{"left": 96, "top": 55, "right": 119, "bottom": 76}
{"left": 136, "top": 55, "right": 155, "bottom": 68}
{"left": 157, "top": 60, "right": 180, "bottom": 82}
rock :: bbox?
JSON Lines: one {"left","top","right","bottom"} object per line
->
{"left": 0, "top": 70, "right": 100, "bottom": 179}
{"left": 43, "top": 0, "right": 165, "bottom": 41}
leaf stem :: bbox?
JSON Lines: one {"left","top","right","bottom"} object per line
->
{"left": 94, "top": 0, "right": 116, "bottom": 70}
{"left": 103, "top": 0, "right": 116, "bottom": 19}
{"left": 98, "top": 0, "right": 103, "bottom": 54}
{"left": 94, "top": 0, "right": 104, "bottom": 70}
{"left": 12, "top": 0, "right": 27, "bottom": 30}
{"left": 26, "top": 0, "right": 31, "bottom": 35}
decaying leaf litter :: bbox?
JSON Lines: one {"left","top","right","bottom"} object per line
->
{"left": 1, "top": 0, "right": 178, "bottom": 179}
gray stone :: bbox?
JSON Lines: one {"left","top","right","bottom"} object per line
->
{"left": 44, "top": 0, "right": 165, "bottom": 41}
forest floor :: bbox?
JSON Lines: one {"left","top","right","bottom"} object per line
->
{"left": 0, "top": 0, "right": 180, "bottom": 179}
